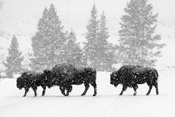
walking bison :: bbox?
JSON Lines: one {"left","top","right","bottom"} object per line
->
{"left": 16, "top": 72, "right": 48, "bottom": 97}
{"left": 110, "top": 65, "right": 159, "bottom": 96}
{"left": 62, "top": 66, "right": 97, "bottom": 96}
{"left": 42, "top": 68, "right": 73, "bottom": 96}
{"left": 49, "top": 63, "right": 97, "bottom": 96}
{"left": 16, "top": 70, "right": 72, "bottom": 97}
{"left": 17, "top": 63, "right": 97, "bottom": 97}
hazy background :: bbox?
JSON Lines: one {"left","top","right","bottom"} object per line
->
{"left": 0, "top": 0, "right": 175, "bottom": 69}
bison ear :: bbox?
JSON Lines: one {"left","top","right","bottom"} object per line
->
{"left": 44, "top": 70, "right": 51, "bottom": 74}
{"left": 21, "top": 72, "right": 28, "bottom": 77}
{"left": 43, "top": 70, "right": 48, "bottom": 73}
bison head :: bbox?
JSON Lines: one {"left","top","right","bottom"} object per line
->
{"left": 16, "top": 72, "right": 32, "bottom": 90}
{"left": 110, "top": 71, "right": 120, "bottom": 87}
{"left": 43, "top": 70, "right": 54, "bottom": 88}
{"left": 16, "top": 77, "right": 25, "bottom": 90}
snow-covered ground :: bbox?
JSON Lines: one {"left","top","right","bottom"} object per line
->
{"left": 0, "top": 71, "right": 175, "bottom": 117}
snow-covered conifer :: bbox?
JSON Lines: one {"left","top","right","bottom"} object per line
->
{"left": 84, "top": 5, "right": 114, "bottom": 71}
{"left": 64, "top": 30, "right": 84, "bottom": 66}
{"left": 31, "top": 4, "right": 66, "bottom": 71}
{"left": 4, "top": 36, "right": 23, "bottom": 78}
{"left": 118, "top": 0, "right": 164, "bottom": 67}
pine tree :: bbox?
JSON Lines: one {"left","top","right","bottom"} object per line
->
{"left": 64, "top": 30, "right": 84, "bottom": 66}
{"left": 98, "top": 11, "right": 114, "bottom": 71}
{"left": 31, "top": 4, "right": 66, "bottom": 71}
{"left": 4, "top": 36, "right": 23, "bottom": 78}
{"left": 84, "top": 4, "right": 99, "bottom": 69}
{"left": 118, "top": 0, "right": 164, "bottom": 67}
{"left": 84, "top": 5, "right": 114, "bottom": 71}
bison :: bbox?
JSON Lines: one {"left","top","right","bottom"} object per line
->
{"left": 16, "top": 70, "right": 72, "bottom": 97}
{"left": 16, "top": 72, "right": 47, "bottom": 97}
{"left": 48, "top": 63, "right": 97, "bottom": 96}
{"left": 110, "top": 65, "right": 159, "bottom": 96}
{"left": 42, "top": 69, "right": 73, "bottom": 96}
{"left": 63, "top": 66, "right": 97, "bottom": 96}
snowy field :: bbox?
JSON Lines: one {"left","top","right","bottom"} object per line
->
{"left": 0, "top": 71, "right": 175, "bottom": 117}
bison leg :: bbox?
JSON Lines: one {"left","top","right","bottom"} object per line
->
{"left": 146, "top": 85, "right": 153, "bottom": 95}
{"left": 23, "top": 88, "right": 29, "bottom": 97}
{"left": 64, "top": 86, "right": 72, "bottom": 96}
{"left": 133, "top": 85, "right": 138, "bottom": 96}
{"left": 81, "top": 83, "right": 90, "bottom": 96}
{"left": 41, "top": 86, "right": 46, "bottom": 96}
{"left": 119, "top": 85, "right": 127, "bottom": 95}
{"left": 65, "top": 91, "right": 69, "bottom": 96}
{"left": 154, "top": 82, "right": 159, "bottom": 95}
{"left": 60, "top": 86, "right": 66, "bottom": 96}
{"left": 90, "top": 82, "right": 97, "bottom": 96}
{"left": 67, "top": 85, "right": 72, "bottom": 94}
{"left": 32, "top": 87, "right": 37, "bottom": 97}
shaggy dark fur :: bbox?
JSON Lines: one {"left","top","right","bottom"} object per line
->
{"left": 16, "top": 72, "right": 48, "bottom": 97}
{"left": 110, "top": 65, "right": 159, "bottom": 96}
{"left": 42, "top": 69, "right": 73, "bottom": 96}
{"left": 63, "top": 66, "right": 97, "bottom": 96}
{"left": 17, "top": 63, "right": 97, "bottom": 97}
{"left": 50, "top": 63, "right": 97, "bottom": 96}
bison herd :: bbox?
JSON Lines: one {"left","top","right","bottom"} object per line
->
{"left": 16, "top": 64, "right": 159, "bottom": 97}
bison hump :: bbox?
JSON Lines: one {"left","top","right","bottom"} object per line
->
{"left": 52, "top": 63, "right": 78, "bottom": 79}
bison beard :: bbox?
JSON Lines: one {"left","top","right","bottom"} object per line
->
{"left": 110, "top": 65, "right": 159, "bottom": 96}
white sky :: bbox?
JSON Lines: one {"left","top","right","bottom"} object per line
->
{"left": 0, "top": 0, "right": 175, "bottom": 50}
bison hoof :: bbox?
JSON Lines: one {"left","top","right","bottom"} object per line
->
{"left": 93, "top": 94, "right": 97, "bottom": 96}
{"left": 65, "top": 93, "right": 69, "bottom": 96}
{"left": 81, "top": 93, "right": 85, "bottom": 96}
